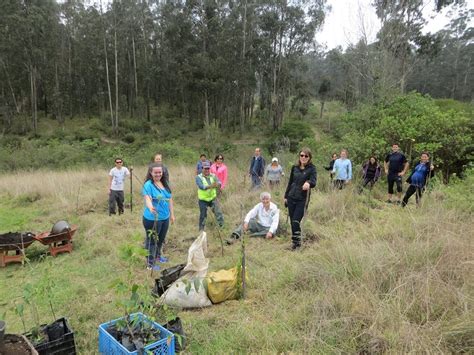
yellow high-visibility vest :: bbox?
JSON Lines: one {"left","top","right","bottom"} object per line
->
{"left": 198, "top": 174, "right": 217, "bottom": 201}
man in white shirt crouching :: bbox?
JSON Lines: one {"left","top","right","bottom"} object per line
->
{"left": 227, "top": 191, "right": 280, "bottom": 244}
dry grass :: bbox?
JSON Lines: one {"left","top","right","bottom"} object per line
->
{"left": 0, "top": 163, "right": 472, "bottom": 354}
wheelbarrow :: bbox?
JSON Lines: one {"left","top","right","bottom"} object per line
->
{"left": 34, "top": 225, "right": 78, "bottom": 257}
{"left": 0, "top": 232, "right": 36, "bottom": 267}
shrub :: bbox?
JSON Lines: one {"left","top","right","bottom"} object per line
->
{"left": 266, "top": 120, "right": 313, "bottom": 154}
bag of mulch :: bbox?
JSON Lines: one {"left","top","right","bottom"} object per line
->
{"left": 206, "top": 267, "right": 241, "bottom": 304}
{"left": 161, "top": 277, "right": 212, "bottom": 308}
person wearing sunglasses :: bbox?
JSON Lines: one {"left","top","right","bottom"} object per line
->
{"left": 195, "top": 161, "right": 224, "bottom": 231}
{"left": 284, "top": 148, "right": 317, "bottom": 250}
{"left": 210, "top": 154, "right": 228, "bottom": 191}
{"left": 107, "top": 158, "right": 130, "bottom": 216}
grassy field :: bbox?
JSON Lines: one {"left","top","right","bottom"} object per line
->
{"left": 0, "top": 153, "right": 473, "bottom": 353}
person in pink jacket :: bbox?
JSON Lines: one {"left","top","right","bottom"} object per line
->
{"left": 210, "top": 154, "right": 228, "bottom": 191}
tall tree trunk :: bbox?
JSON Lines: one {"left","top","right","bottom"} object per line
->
{"left": 114, "top": 24, "right": 119, "bottom": 133}
{"left": 55, "top": 63, "right": 63, "bottom": 125}
{"left": 204, "top": 90, "right": 210, "bottom": 140}
{"left": 132, "top": 34, "right": 138, "bottom": 102}
{"left": 104, "top": 36, "right": 114, "bottom": 129}
{"left": 30, "top": 65, "right": 38, "bottom": 134}
{"left": 239, "top": 0, "right": 247, "bottom": 136}
{"left": 68, "top": 39, "right": 73, "bottom": 117}
{"left": 1, "top": 60, "right": 20, "bottom": 114}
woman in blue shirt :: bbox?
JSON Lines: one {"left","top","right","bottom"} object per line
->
{"left": 402, "top": 152, "right": 434, "bottom": 207}
{"left": 142, "top": 163, "right": 175, "bottom": 271}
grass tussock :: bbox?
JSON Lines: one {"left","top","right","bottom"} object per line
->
{"left": 0, "top": 163, "right": 472, "bottom": 353}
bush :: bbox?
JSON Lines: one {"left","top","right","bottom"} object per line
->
{"left": 339, "top": 92, "right": 473, "bottom": 178}
{"left": 266, "top": 120, "right": 313, "bottom": 154}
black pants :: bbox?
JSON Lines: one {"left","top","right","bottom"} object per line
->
{"left": 358, "top": 178, "right": 376, "bottom": 193}
{"left": 334, "top": 179, "right": 346, "bottom": 190}
{"left": 109, "top": 190, "right": 124, "bottom": 214}
{"left": 287, "top": 197, "right": 305, "bottom": 247}
{"left": 402, "top": 185, "right": 423, "bottom": 207}
{"left": 387, "top": 175, "right": 402, "bottom": 194}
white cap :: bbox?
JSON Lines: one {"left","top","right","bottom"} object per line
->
{"left": 272, "top": 157, "right": 278, "bottom": 162}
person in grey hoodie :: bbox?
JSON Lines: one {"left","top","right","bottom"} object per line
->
{"left": 265, "top": 157, "right": 284, "bottom": 189}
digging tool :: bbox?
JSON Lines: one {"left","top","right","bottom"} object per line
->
{"left": 240, "top": 203, "right": 246, "bottom": 299}
{"left": 299, "top": 188, "right": 311, "bottom": 248}
{"left": 130, "top": 166, "right": 133, "bottom": 212}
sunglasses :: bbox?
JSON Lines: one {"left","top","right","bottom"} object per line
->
{"left": 217, "top": 158, "right": 223, "bottom": 161}
{"left": 115, "top": 161, "right": 123, "bottom": 164}
{"left": 299, "top": 154, "right": 309, "bottom": 158}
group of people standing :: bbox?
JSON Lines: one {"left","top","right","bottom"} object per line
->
{"left": 106, "top": 143, "right": 434, "bottom": 270}
{"left": 323, "top": 143, "right": 434, "bottom": 205}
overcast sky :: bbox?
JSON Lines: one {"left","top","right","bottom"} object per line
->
{"left": 318, "top": 0, "right": 474, "bottom": 49}
{"left": 69, "top": 0, "right": 472, "bottom": 50}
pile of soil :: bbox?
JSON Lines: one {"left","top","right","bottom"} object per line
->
{"left": 2, "top": 334, "right": 36, "bottom": 355}
{"left": 107, "top": 322, "right": 161, "bottom": 352}
{"left": 0, "top": 232, "right": 35, "bottom": 246}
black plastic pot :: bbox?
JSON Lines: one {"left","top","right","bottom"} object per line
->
{"left": 164, "top": 317, "right": 186, "bottom": 352}
{"left": 25, "top": 318, "right": 76, "bottom": 355}
{"left": 0, "top": 320, "right": 5, "bottom": 351}
{"left": 152, "top": 263, "right": 186, "bottom": 297}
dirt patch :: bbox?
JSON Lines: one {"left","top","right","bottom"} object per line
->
{"left": 2, "top": 334, "right": 36, "bottom": 354}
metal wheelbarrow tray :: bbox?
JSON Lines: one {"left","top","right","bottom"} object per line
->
{"left": 34, "top": 225, "right": 78, "bottom": 257}
{"left": 0, "top": 232, "right": 36, "bottom": 267}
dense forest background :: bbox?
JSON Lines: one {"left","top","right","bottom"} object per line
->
{"left": 0, "top": 0, "right": 472, "bottom": 178}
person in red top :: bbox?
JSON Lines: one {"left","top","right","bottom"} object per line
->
{"left": 210, "top": 154, "right": 228, "bottom": 191}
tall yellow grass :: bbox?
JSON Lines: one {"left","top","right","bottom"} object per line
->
{"left": 0, "top": 163, "right": 472, "bottom": 353}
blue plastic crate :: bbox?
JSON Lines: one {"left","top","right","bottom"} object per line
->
{"left": 98, "top": 313, "right": 175, "bottom": 355}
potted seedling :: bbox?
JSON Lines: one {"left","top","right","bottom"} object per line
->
{"left": 1, "top": 311, "right": 38, "bottom": 355}
{"left": 19, "top": 268, "right": 77, "bottom": 355}
{"left": 98, "top": 236, "right": 175, "bottom": 354}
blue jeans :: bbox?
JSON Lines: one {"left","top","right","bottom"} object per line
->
{"left": 251, "top": 174, "right": 262, "bottom": 189}
{"left": 143, "top": 217, "right": 169, "bottom": 266}
{"left": 198, "top": 199, "right": 224, "bottom": 231}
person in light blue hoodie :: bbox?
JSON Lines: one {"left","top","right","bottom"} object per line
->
{"left": 332, "top": 149, "right": 352, "bottom": 189}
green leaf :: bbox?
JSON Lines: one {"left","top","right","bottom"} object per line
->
{"left": 193, "top": 278, "right": 201, "bottom": 293}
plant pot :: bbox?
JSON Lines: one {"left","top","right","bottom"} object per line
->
{"left": 3, "top": 334, "right": 38, "bottom": 355}
{"left": 0, "top": 320, "right": 5, "bottom": 352}
{"left": 25, "top": 318, "right": 76, "bottom": 355}
{"left": 98, "top": 313, "right": 175, "bottom": 354}
{"left": 152, "top": 264, "right": 185, "bottom": 297}
{"left": 164, "top": 317, "right": 186, "bottom": 353}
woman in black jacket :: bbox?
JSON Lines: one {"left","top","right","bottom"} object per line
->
{"left": 284, "top": 147, "right": 317, "bottom": 250}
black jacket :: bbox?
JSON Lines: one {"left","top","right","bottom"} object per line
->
{"left": 324, "top": 160, "right": 335, "bottom": 171}
{"left": 284, "top": 163, "right": 317, "bottom": 201}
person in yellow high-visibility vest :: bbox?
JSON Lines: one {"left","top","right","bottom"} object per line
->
{"left": 195, "top": 161, "right": 224, "bottom": 231}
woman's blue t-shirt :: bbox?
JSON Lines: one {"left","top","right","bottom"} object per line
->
{"left": 142, "top": 180, "right": 171, "bottom": 221}
{"left": 411, "top": 163, "right": 429, "bottom": 187}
